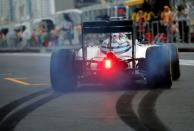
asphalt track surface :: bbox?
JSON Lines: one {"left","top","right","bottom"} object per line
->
{"left": 0, "top": 52, "right": 194, "bottom": 131}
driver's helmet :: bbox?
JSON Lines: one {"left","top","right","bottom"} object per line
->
{"left": 101, "top": 33, "right": 131, "bottom": 54}
{"left": 111, "top": 33, "right": 119, "bottom": 42}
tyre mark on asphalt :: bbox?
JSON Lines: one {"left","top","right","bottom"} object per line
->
{"left": 0, "top": 92, "right": 63, "bottom": 131}
{"left": 116, "top": 91, "right": 149, "bottom": 131}
{"left": 0, "top": 88, "right": 51, "bottom": 123}
{"left": 138, "top": 90, "right": 170, "bottom": 131}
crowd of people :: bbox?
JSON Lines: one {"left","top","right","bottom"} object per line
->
{"left": 130, "top": 1, "right": 194, "bottom": 44}
{"left": 131, "top": 8, "right": 155, "bottom": 43}
{"left": 0, "top": 13, "right": 78, "bottom": 48}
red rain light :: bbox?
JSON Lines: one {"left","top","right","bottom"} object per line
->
{"left": 105, "top": 59, "right": 112, "bottom": 69}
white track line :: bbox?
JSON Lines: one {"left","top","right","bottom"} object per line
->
{"left": 180, "top": 59, "right": 194, "bottom": 66}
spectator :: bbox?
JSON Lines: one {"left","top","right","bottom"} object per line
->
{"left": 160, "top": 5, "right": 173, "bottom": 43}
{"left": 0, "top": 29, "right": 8, "bottom": 48}
{"left": 136, "top": 9, "right": 145, "bottom": 41}
{"left": 131, "top": 8, "right": 139, "bottom": 22}
{"left": 50, "top": 25, "right": 59, "bottom": 47}
{"left": 75, "top": 24, "right": 81, "bottom": 44}
{"left": 21, "top": 26, "right": 31, "bottom": 48}
{"left": 31, "top": 29, "right": 39, "bottom": 47}
{"left": 171, "top": 21, "right": 178, "bottom": 42}
{"left": 144, "top": 32, "right": 153, "bottom": 44}
{"left": 177, "top": 4, "right": 189, "bottom": 43}
{"left": 39, "top": 24, "right": 48, "bottom": 47}
{"left": 14, "top": 28, "right": 22, "bottom": 47}
{"left": 60, "top": 14, "right": 74, "bottom": 45}
{"left": 144, "top": 11, "right": 155, "bottom": 22}
{"left": 6, "top": 28, "right": 16, "bottom": 48}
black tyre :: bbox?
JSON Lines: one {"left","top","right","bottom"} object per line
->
{"left": 167, "top": 43, "right": 180, "bottom": 81}
{"left": 50, "top": 49, "right": 77, "bottom": 92}
{"left": 146, "top": 46, "right": 172, "bottom": 88}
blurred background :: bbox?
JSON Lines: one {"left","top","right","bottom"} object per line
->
{"left": 0, "top": 0, "right": 194, "bottom": 49}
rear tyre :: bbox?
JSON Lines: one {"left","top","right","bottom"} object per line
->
{"left": 167, "top": 43, "right": 180, "bottom": 81}
{"left": 50, "top": 49, "right": 77, "bottom": 92}
{"left": 146, "top": 46, "right": 172, "bottom": 89}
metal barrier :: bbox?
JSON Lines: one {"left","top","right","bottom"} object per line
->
{"left": 132, "top": 19, "right": 194, "bottom": 44}
{"left": 1, "top": 19, "right": 194, "bottom": 49}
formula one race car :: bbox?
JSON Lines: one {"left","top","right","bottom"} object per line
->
{"left": 50, "top": 20, "right": 180, "bottom": 92}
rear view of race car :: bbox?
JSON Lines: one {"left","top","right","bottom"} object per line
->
{"left": 50, "top": 20, "right": 180, "bottom": 92}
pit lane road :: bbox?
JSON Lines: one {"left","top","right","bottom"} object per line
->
{"left": 0, "top": 52, "right": 193, "bottom": 131}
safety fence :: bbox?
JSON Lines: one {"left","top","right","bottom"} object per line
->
{"left": 1, "top": 20, "right": 194, "bottom": 49}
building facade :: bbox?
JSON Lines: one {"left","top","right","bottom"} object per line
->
{"left": 13, "top": 0, "right": 29, "bottom": 21}
{"left": 13, "top": 0, "right": 55, "bottom": 20}
{"left": 31, "top": 0, "right": 55, "bottom": 18}
{"left": 55, "top": 0, "right": 74, "bottom": 12}
{"left": 0, "top": 0, "right": 56, "bottom": 22}
{"left": 0, "top": 0, "right": 11, "bottom": 24}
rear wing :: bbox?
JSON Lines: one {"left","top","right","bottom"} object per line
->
{"left": 81, "top": 20, "right": 136, "bottom": 70}
{"left": 82, "top": 20, "right": 133, "bottom": 34}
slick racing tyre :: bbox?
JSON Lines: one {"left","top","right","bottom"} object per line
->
{"left": 50, "top": 49, "right": 77, "bottom": 92}
{"left": 167, "top": 43, "right": 180, "bottom": 81}
{"left": 146, "top": 46, "right": 172, "bottom": 89}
